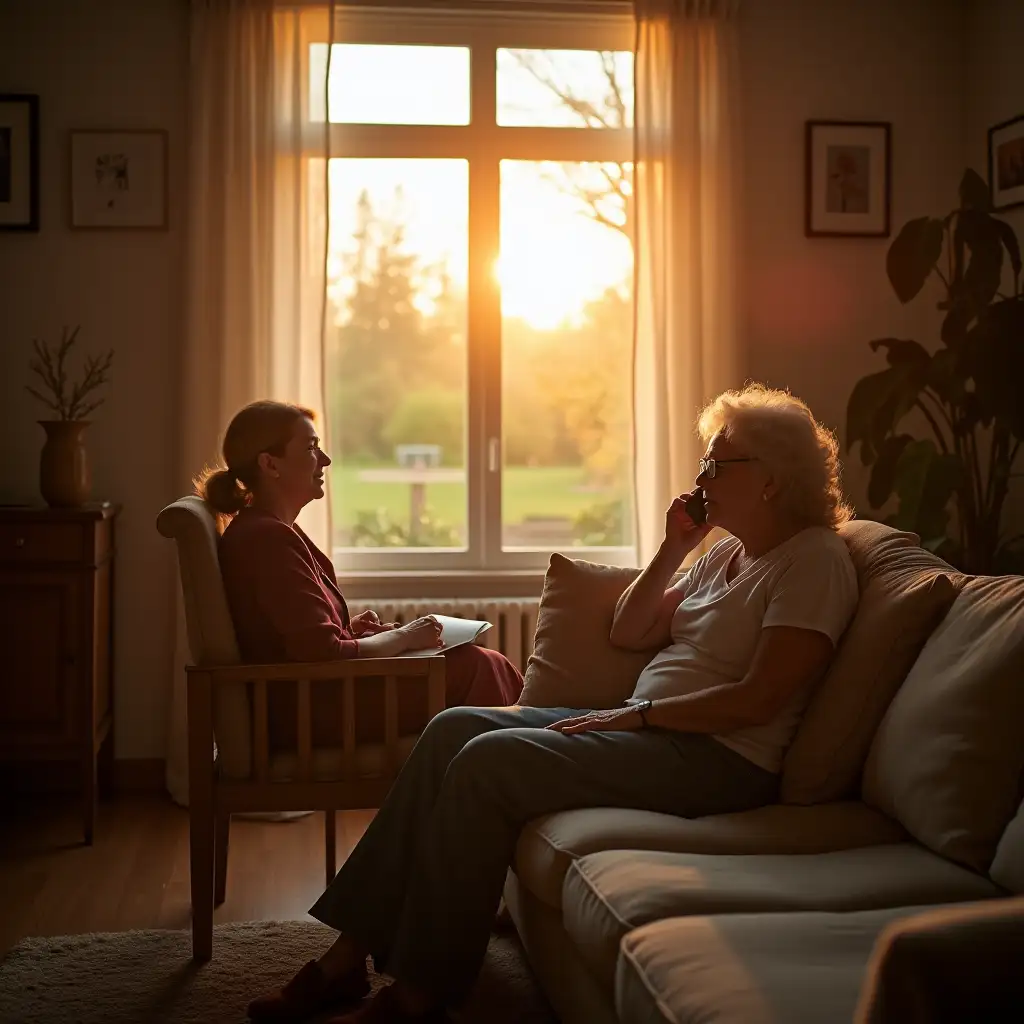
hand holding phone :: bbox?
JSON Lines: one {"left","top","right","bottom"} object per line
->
{"left": 684, "top": 487, "right": 707, "bottom": 525}
{"left": 665, "top": 487, "right": 709, "bottom": 551}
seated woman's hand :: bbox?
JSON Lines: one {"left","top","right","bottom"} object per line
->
{"left": 394, "top": 615, "right": 444, "bottom": 653}
{"left": 350, "top": 609, "right": 400, "bottom": 638}
{"left": 546, "top": 707, "right": 645, "bottom": 735}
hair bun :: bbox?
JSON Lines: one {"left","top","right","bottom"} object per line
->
{"left": 198, "top": 466, "right": 248, "bottom": 516}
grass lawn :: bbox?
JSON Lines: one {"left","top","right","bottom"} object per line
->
{"left": 329, "top": 464, "right": 625, "bottom": 528}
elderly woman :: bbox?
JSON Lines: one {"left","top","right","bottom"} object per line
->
{"left": 247, "top": 384, "right": 859, "bottom": 1024}
{"left": 198, "top": 400, "right": 525, "bottom": 741}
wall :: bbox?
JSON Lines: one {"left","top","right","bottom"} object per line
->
{"left": 966, "top": 0, "right": 1024, "bottom": 533}
{"left": 0, "top": 0, "right": 983, "bottom": 761}
{"left": 967, "top": 0, "right": 1024, "bottom": 239}
{"left": 0, "top": 0, "right": 187, "bottom": 759}
{"left": 738, "top": 0, "right": 967, "bottom": 511}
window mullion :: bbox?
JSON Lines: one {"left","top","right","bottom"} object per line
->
{"left": 467, "top": 45, "right": 501, "bottom": 569}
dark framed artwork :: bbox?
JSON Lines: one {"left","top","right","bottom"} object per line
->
{"left": 988, "top": 113, "right": 1024, "bottom": 212}
{"left": 0, "top": 93, "right": 40, "bottom": 232}
{"left": 69, "top": 129, "right": 168, "bottom": 230}
{"left": 805, "top": 120, "right": 891, "bottom": 238}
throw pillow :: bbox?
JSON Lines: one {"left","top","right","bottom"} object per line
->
{"left": 781, "top": 520, "right": 960, "bottom": 804}
{"left": 862, "top": 574, "right": 1024, "bottom": 873}
{"left": 519, "top": 553, "right": 675, "bottom": 710}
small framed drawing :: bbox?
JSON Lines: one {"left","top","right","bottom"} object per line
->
{"left": 988, "top": 113, "right": 1024, "bottom": 212}
{"left": 70, "top": 129, "right": 168, "bottom": 229}
{"left": 805, "top": 120, "right": 891, "bottom": 238}
{"left": 0, "top": 94, "right": 40, "bottom": 232}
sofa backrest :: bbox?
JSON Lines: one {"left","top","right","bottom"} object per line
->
{"left": 156, "top": 495, "right": 252, "bottom": 780}
{"left": 862, "top": 573, "right": 1024, "bottom": 874}
{"left": 782, "top": 520, "right": 960, "bottom": 804}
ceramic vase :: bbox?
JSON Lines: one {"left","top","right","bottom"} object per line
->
{"left": 39, "top": 420, "right": 91, "bottom": 507}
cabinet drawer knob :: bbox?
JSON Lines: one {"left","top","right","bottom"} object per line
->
{"left": 14, "top": 536, "right": 26, "bottom": 547}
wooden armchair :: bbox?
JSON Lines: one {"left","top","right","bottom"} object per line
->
{"left": 156, "top": 496, "right": 446, "bottom": 961}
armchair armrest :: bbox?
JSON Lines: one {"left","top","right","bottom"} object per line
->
{"left": 856, "top": 897, "right": 1024, "bottom": 1023}
{"left": 186, "top": 657, "right": 446, "bottom": 783}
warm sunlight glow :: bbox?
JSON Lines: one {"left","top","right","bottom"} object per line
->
{"left": 326, "top": 160, "right": 631, "bottom": 331}
{"left": 316, "top": 43, "right": 634, "bottom": 330}
{"left": 500, "top": 161, "right": 632, "bottom": 329}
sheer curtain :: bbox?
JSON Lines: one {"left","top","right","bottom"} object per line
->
{"left": 166, "top": 0, "right": 335, "bottom": 804}
{"left": 632, "top": 0, "right": 743, "bottom": 566}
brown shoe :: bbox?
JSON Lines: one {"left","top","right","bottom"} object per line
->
{"left": 247, "top": 958, "right": 371, "bottom": 1021}
{"left": 324, "top": 984, "right": 448, "bottom": 1024}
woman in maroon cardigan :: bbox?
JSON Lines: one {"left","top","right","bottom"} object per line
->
{"left": 197, "top": 401, "right": 524, "bottom": 728}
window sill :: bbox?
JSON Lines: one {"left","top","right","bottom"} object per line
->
{"left": 335, "top": 568, "right": 547, "bottom": 601}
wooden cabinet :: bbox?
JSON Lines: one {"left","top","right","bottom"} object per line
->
{"left": 0, "top": 503, "right": 118, "bottom": 843}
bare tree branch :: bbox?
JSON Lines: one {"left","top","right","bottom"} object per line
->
{"left": 24, "top": 325, "right": 113, "bottom": 421}
{"left": 507, "top": 50, "right": 632, "bottom": 241}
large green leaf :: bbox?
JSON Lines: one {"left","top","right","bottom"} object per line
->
{"left": 959, "top": 168, "right": 992, "bottom": 213}
{"left": 994, "top": 218, "right": 1022, "bottom": 281}
{"left": 955, "top": 209, "right": 1004, "bottom": 318}
{"left": 870, "top": 337, "right": 931, "bottom": 370}
{"left": 890, "top": 440, "right": 964, "bottom": 542}
{"left": 846, "top": 359, "right": 925, "bottom": 462}
{"left": 967, "top": 297, "right": 1024, "bottom": 439}
{"left": 867, "top": 434, "right": 914, "bottom": 508}
{"left": 940, "top": 298, "right": 972, "bottom": 346}
{"left": 927, "top": 346, "right": 963, "bottom": 406}
{"left": 887, "top": 217, "right": 944, "bottom": 303}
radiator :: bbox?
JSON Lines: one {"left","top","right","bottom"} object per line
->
{"left": 371, "top": 599, "right": 541, "bottom": 673}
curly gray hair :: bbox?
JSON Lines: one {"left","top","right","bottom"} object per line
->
{"left": 697, "top": 383, "right": 853, "bottom": 529}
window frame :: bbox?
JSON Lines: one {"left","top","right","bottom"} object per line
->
{"left": 313, "top": 6, "right": 636, "bottom": 575}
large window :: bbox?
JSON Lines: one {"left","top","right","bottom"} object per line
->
{"left": 313, "top": 9, "right": 635, "bottom": 572}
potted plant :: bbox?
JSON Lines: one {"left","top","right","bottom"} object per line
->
{"left": 846, "top": 169, "right": 1024, "bottom": 575}
{"left": 25, "top": 325, "right": 114, "bottom": 507}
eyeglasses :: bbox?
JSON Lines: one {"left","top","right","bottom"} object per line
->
{"left": 699, "top": 457, "right": 756, "bottom": 479}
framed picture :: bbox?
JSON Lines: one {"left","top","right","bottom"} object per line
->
{"left": 988, "top": 113, "right": 1024, "bottom": 212}
{"left": 805, "top": 120, "right": 891, "bottom": 238}
{"left": 0, "top": 94, "right": 40, "bottom": 232}
{"left": 69, "top": 129, "right": 168, "bottom": 229}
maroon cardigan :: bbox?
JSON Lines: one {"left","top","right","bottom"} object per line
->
{"left": 219, "top": 506, "right": 361, "bottom": 664}
{"left": 217, "top": 506, "right": 523, "bottom": 750}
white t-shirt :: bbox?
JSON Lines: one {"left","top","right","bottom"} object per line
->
{"left": 630, "top": 527, "right": 858, "bottom": 773}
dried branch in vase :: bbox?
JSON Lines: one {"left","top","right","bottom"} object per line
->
{"left": 26, "top": 325, "right": 114, "bottom": 421}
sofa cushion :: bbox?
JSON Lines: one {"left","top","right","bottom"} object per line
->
{"left": 782, "top": 521, "right": 959, "bottom": 805}
{"left": 519, "top": 554, "right": 683, "bottom": 710}
{"left": 863, "top": 575, "right": 1024, "bottom": 873}
{"left": 990, "top": 796, "right": 1024, "bottom": 894}
{"left": 563, "top": 844, "right": 999, "bottom": 993}
{"left": 615, "top": 904, "right": 973, "bottom": 1024}
{"left": 513, "top": 801, "right": 906, "bottom": 910}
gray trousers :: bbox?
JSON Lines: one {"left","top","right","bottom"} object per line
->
{"left": 308, "top": 705, "right": 778, "bottom": 1004}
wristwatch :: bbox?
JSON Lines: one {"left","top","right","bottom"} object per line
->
{"left": 630, "top": 698, "right": 652, "bottom": 727}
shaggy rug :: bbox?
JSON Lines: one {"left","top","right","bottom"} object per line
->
{"left": 0, "top": 920, "right": 558, "bottom": 1024}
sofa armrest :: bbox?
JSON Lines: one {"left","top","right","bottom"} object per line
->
{"left": 855, "top": 897, "right": 1024, "bottom": 1023}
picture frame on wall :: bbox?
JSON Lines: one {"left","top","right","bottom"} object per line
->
{"left": 69, "top": 129, "right": 168, "bottom": 230}
{"left": 0, "top": 93, "right": 40, "bottom": 232}
{"left": 988, "top": 113, "right": 1024, "bottom": 212}
{"left": 805, "top": 120, "right": 891, "bottom": 238}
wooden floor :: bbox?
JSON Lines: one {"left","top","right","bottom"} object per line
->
{"left": 0, "top": 794, "right": 375, "bottom": 957}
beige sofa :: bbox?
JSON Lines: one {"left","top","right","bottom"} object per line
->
{"left": 505, "top": 520, "right": 1024, "bottom": 1023}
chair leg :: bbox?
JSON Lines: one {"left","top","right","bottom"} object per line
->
{"left": 325, "top": 809, "right": 337, "bottom": 887}
{"left": 214, "top": 810, "right": 230, "bottom": 907}
{"left": 187, "top": 672, "right": 215, "bottom": 963}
